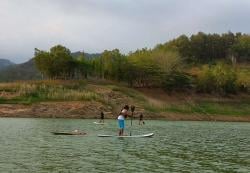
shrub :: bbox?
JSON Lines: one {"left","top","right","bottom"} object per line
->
{"left": 196, "top": 63, "right": 238, "bottom": 94}
{"left": 162, "top": 71, "right": 192, "bottom": 92}
{"left": 237, "top": 73, "right": 250, "bottom": 93}
{"left": 212, "top": 63, "right": 237, "bottom": 94}
{"left": 196, "top": 65, "right": 215, "bottom": 93}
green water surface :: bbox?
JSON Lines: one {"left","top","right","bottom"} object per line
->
{"left": 0, "top": 118, "right": 249, "bottom": 173}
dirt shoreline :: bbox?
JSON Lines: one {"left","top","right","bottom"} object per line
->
{"left": 0, "top": 102, "right": 250, "bottom": 122}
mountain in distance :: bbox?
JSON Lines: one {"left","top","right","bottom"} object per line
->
{"left": 0, "top": 59, "right": 15, "bottom": 70}
{"left": 0, "top": 58, "right": 42, "bottom": 81}
{"left": 0, "top": 52, "right": 101, "bottom": 82}
{"left": 71, "top": 51, "right": 101, "bottom": 59}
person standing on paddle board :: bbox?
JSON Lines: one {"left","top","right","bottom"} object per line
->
{"left": 139, "top": 113, "right": 145, "bottom": 125}
{"left": 118, "top": 105, "right": 129, "bottom": 136}
{"left": 99, "top": 111, "right": 104, "bottom": 123}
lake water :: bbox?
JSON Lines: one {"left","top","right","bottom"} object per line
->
{"left": 0, "top": 118, "right": 249, "bottom": 173}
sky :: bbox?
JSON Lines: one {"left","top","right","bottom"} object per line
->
{"left": 0, "top": 0, "right": 250, "bottom": 63}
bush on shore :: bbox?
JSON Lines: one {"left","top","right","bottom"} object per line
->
{"left": 196, "top": 63, "right": 238, "bottom": 94}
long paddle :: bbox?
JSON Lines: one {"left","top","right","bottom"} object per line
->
{"left": 130, "top": 105, "right": 135, "bottom": 136}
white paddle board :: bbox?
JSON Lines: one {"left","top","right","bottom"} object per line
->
{"left": 98, "top": 133, "right": 154, "bottom": 138}
{"left": 93, "top": 122, "right": 105, "bottom": 125}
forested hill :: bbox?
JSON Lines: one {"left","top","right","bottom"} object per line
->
{"left": 0, "top": 52, "right": 101, "bottom": 82}
{"left": 0, "top": 59, "right": 15, "bottom": 70}
{"left": 33, "top": 32, "right": 250, "bottom": 95}
{"left": 0, "top": 59, "right": 41, "bottom": 81}
{"left": 1, "top": 31, "right": 250, "bottom": 92}
{"left": 71, "top": 51, "right": 101, "bottom": 59}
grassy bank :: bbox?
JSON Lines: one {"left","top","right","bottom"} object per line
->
{"left": 144, "top": 100, "right": 250, "bottom": 116}
{"left": 0, "top": 80, "right": 102, "bottom": 104}
{"left": 0, "top": 80, "right": 250, "bottom": 117}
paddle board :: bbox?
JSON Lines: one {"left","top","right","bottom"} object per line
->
{"left": 52, "top": 131, "right": 86, "bottom": 135}
{"left": 93, "top": 122, "right": 105, "bottom": 125}
{"left": 98, "top": 133, "right": 154, "bottom": 138}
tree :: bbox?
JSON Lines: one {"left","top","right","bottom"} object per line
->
{"left": 75, "top": 52, "right": 93, "bottom": 79}
{"left": 126, "top": 48, "right": 161, "bottom": 87}
{"left": 34, "top": 48, "right": 54, "bottom": 78}
{"left": 232, "top": 34, "right": 250, "bottom": 62}
{"left": 34, "top": 45, "right": 76, "bottom": 79}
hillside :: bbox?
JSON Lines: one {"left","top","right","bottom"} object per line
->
{"left": 0, "top": 52, "right": 101, "bottom": 82}
{"left": 71, "top": 51, "right": 101, "bottom": 59}
{"left": 0, "top": 59, "right": 15, "bottom": 70}
{"left": 0, "top": 80, "right": 249, "bottom": 121}
{"left": 0, "top": 59, "right": 41, "bottom": 81}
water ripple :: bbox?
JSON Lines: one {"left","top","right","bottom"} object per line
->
{"left": 0, "top": 119, "right": 249, "bottom": 172}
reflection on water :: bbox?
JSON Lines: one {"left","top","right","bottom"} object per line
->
{"left": 0, "top": 118, "right": 249, "bottom": 172}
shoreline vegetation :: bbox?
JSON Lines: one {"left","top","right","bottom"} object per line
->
{"left": 0, "top": 80, "right": 249, "bottom": 122}
{"left": 0, "top": 32, "right": 249, "bottom": 121}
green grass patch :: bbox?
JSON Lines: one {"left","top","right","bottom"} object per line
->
{"left": 0, "top": 80, "right": 101, "bottom": 104}
{"left": 195, "top": 101, "right": 250, "bottom": 116}
{"left": 111, "top": 86, "right": 146, "bottom": 102}
{"left": 144, "top": 100, "right": 250, "bottom": 116}
{"left": 0, "top": 96, "right": 42, "bottom": 105}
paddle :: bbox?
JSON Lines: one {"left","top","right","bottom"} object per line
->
{"left": 130, "top": 105, "right": 135, "bottom": 136}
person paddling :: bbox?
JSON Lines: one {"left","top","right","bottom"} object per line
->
{"left": 139, "top": 113, "right": 145, "bottom": 125}
{"left": 99, "top": 111, "right": 104, "bottom": 123}
{"left": 118, "top": 105, "right": 129, "bottom": 136}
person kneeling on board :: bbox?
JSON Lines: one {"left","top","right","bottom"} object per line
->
{"left": 118, "top": 105, "right": 129, "bottom": 136}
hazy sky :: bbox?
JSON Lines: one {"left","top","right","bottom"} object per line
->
{"left": 0, "top": 0, "right": 250, "bottom": 63}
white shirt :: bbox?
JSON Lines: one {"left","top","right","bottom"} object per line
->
{"left": 118, "top": 115, "right": 124, "bottom": 120}
{"left": 118, "top": 109, "right": 127, "bottom": 120}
